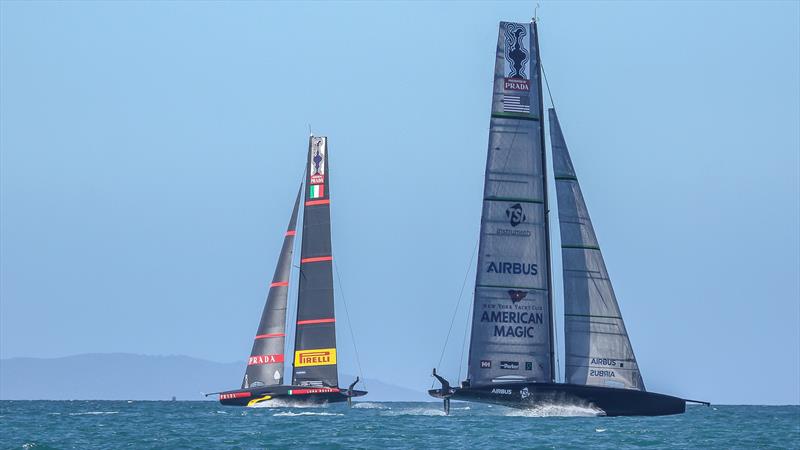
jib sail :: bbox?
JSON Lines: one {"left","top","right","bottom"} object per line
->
{"left": 242, "top": 186, "right": 302, "bottom": 388}
{"left": 467, "top": 21, "right": 555, "bottom": 386}
{"left": 291, "top": 136, "right": 339, "bottom": 388}
{"left": 549, "top": 108, "right": 644, "bottom": 390}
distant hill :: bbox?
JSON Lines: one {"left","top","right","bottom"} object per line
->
{"left": 0, "top": 353, "right": 430, "bottom": 401}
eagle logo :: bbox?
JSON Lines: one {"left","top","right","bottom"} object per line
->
{"left": 508, "top": 290, "right": 528, "bottom": 303}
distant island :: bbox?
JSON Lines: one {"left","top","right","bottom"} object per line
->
{"left": 0, "top": 353, "right": 431, "bottom": 401}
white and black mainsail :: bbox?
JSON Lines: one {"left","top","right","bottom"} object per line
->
{"left": 431, "top": 19, "right": 700, "bottom": 417}
{"left": 466, "top": 21, "right": 555, "bottom": 386}
{"left": 549, "top": 109, "right": 644, "bottom": 390}
{"left": 292, "top": 136, "right": 339, "bottom": 388}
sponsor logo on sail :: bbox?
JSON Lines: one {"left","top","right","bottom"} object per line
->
{"left": 247, "top": 354, "right": 284, "bottom": 365}
{"left": 491, "top": 388, "right": 512, "bottom": 395}
{"left": 525, "top": 362, "right": 533, "bottom": 371}
{"left": 591, "top": 358, "right": 617, "bottom": 367}
{"left": 480, "top": 310, "right": 543, "bottom": 338}
{"left": 294, "top": 348, "right": 337, "bottom": 367}
{"left": 310, "top": 137, "right": 326, "bottom": 184}
{"left": 506, "top": 203, "right": 527, "bottom": 227}
{"left": 500, "top": 361, "right": 519, "bottom": 370}
{"left": 590, "top": 369, "right": 616, "bottom": 378}
{"left": 504, "top": 77, "right": 530, "bottom": 92}
{"left": 487, "top": 261, "right": 538, "bottom": 276}
{"left": 507, "top": 289, "right": 528, "bottom": 304}
{"left": 480, "top": 360, "right": 492, "bottom": 369}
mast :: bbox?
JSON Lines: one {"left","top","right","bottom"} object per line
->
{"left": 242, "top": 186, "right": 302, "bottom": 388}
{"left": 291, "top": 136, "right": 339, "bottom": 388}
{"left": 532, "top": 18, "right": 556, "bottom": 383}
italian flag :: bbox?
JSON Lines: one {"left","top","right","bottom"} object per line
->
{"left": 310, "top": 184, "right": 324, "bottom": 199}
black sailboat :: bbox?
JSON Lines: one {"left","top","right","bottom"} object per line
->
{"left": 211, "top": 136, "right": 366, "bottom": 407}
{"left": 430, "top": 20, "right": 707, "bottom": 416}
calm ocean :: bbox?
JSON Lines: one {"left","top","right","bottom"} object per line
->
{"left": 1, "top": 401, "right": 797, "bottom": 449}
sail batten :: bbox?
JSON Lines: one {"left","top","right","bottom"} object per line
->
{"left": 466, "top": 21, "right": 555, "bottom": 386}
{"left": 242, "top": 186, "right": 302, "bottom": 389}
{"left": 549, "top": 108, "right": 645, "bottom": 391}
{"left": 292, "top": 136, "right": 338, "bottom": 388}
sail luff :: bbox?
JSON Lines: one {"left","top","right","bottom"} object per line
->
{"left": 466, "top": 21, "right": 555, "bottom": 386}
{"left": 549, "top": 108, "right": 645, "bottom": 391}
{"left": 242, "top": 186, "right": 302, "bottom": 388}
{"left": 292, "top": 136, "right": 338, "bottom": 388}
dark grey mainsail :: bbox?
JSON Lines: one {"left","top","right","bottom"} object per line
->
{"left": 549, "top": 108, "right": 644, "bottom": 390}
{"left": 466, "top": 21, "right": 555, "bottom": 386}
{"left": 292, "top": 136, "right": 338, "bottom": 388}
{"left": 242, "top": 186, "right": 301, "bottom": 389}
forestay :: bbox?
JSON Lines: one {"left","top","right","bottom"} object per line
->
{"left": 467, "top": 21, "right": 555, "bottom": 386}
{"left": 242, "top": 187, "right": 301, "bottom": 388}
{"left": 549, "top": 108, "right": 645, "bottom": 390}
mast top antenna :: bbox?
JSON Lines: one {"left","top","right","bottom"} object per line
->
{"left": 532, "top": 2, "right": 540, "bottom": 23}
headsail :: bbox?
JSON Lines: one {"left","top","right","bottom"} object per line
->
{"left": 549, "top": 108, "right": 645, "bottom": 390}
{"left": 292, "top": 136, "right": 338, "bottom": 388}
{"left": 242, "top": 186, "right": 302, "bottom": 388}
{"left": 466, "top": 21, "right": 555, "bottom": 386}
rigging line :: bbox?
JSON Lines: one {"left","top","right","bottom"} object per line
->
{"left": 457, "top": 298, "right": 474, "bottom": 383}
{"left": 541, "top": 63, "right": 556, "bottom": 110}
{"left": 333, "top": 258, "right": 367, "bottom": 390}
{"left": 433, "top": 237, "right": 480, "bottom": 387}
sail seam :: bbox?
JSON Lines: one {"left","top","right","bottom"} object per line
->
{"left": 484, "top": 197, "right": 544, "bottom": 204}
{"left": 301, "top": 256, "right": 333, "bottom": 263}
{"left": 305, "top": 199, "right": 330, "bottom": 206}
{"left": 561, "top": 244, "right": 601, "bottom": 250}
{"left": 491, "top": 113, "right": 540, "bottom": 121}
{"left": 476, "top": 284, "right": 547, "bottom": 291}
{"left": 297, "top": 318, "right": 335, "bottom": 325}
{"left": 254, "top": 333, "right": 285, "bottom": 339}
{"left": 565, "top": 313, "right": 623, "bottom": 319}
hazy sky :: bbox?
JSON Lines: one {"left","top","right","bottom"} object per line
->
{"left": 1, "top": 1, "right": 798, "bottom": 405}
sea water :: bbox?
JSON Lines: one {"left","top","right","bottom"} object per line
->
{"left": 0, "top": 401, "right": 797, "bottom": 449}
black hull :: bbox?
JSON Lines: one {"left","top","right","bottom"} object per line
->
{"left": 429, "top": 382, "right": 686, "bottom": 417}
{"left": 218, "top": 385, "right": 367, "bottom": 407}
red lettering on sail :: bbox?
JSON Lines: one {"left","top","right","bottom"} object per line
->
{"left": 247, "top": 354, "right": 284, "bottom": 365}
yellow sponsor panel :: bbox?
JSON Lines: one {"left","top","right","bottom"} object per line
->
{"left": 294, "top": 348, "right": 337, "bottom": 367}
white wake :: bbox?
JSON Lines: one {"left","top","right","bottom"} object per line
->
{"left": 504, "top": 403, "right": 605, "bottom": 417}
{"left": 272, "top": 411, "right": 343, "bottom": 417}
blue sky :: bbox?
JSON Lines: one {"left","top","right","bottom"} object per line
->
{"left": 1, "top": 1, "right": 798, "bottom": 405}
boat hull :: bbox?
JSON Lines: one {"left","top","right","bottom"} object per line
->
{"left": 429, "top": 382, "right": 686, "bottom": 416}
{"left": 218, "top": 385, "right": 367, "bottom": 407}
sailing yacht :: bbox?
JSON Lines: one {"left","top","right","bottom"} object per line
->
{"left": 430, "top": 20, "right": 706, "bottom": 416}
{"left": 210, "top": 136, "right": 366, "bottom": 406}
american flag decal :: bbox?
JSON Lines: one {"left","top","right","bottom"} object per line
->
{"left": 502, "top": 95, "right": 530, "bottom": 113}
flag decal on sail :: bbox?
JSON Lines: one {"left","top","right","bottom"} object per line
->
{"left": 309, "top": 184, "right": 324, "bottom": 199}
{"left": 294, "top": 348, "right": 337, "bottom": 367}
{"left": 503, "top": 95, "right": 530, "bottom": 113}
